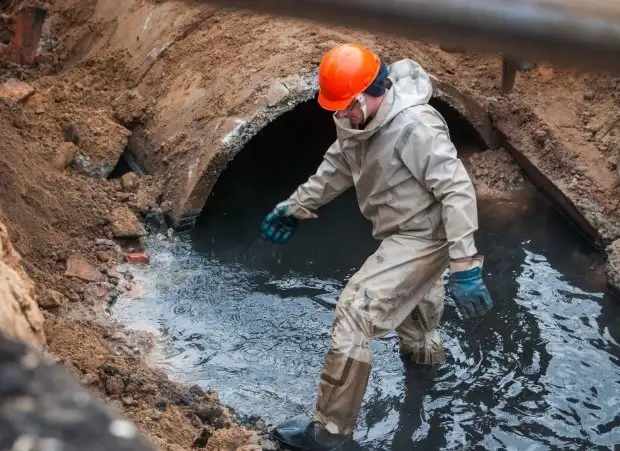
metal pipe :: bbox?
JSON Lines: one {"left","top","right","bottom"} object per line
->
{"left": 201, "top": 0, "right": 620, "bottom": 73}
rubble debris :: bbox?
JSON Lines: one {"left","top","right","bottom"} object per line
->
{"left": 467, "top": 148, "right": 525, "bottom": 195}
{"left": 0, "top": 78, "right": 35, "bottom": 103}
{"left": 65, "top": 253, "right": 105, "bottom": 282}
{"left": 124, "top": 252, "right": 150, "bottom": 265}
{"left": 67, "top": 115, "right": 131, "bottom": 178}
{"left": 96, "top": 238, "right": 119, "bottom": 247}
{"left": 38, "top": 288, "right": 69, "bottom": 309}
{"left": 110, "top": 205, "right": 146, "bottom": 238}
{"left": 83, "top": 282, "right": 113, "bottom": 305}
{"left": 52, "top": 142, "right": 79, "bottom": 170}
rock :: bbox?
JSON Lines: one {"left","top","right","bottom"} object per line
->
{"left": 121, "top": 172, "right": 140, "bottom": 192}
{"left": 65, "top": 253, "right": 105, "bottom": 282}
{"left": 150, "top": 410, "right": 163, "bottom": 421}
{"left": 122, "top": 397, "right": 135, "bottom": 406}
{"left": 0, "top": 221, "right": 46, "bottom": 347}
{"left": 261, "top": 439, "right": 279, "bottom": 451}
{"left": 194, "top": 403, "right": 224, "bottom": 424}
{"left": 106, "top": 267, "right": 122, "bottom": 279}
{"left": 193, "top": 427, "right": 213, "bottom": 448}
{"left": 534, "top": 129, "right": 548, "bottom": 144}
{"left": 52, "top": 142, "right": 79, "bottom": 170}
{"left": 38, "top": 289, "right": 69, "bottom": 309}
{"left": 254, "top": 419, "right": 267, "bottom": 433}
{"left": 112, "top": 89, "right": 148, "bottom": 126}
{"left": 124, "top": 252, "right": 150, "bottom": 265}
{"left": 83, "top": 282, "right": 112, "bottom": 305}
{"left": 63, "top": 123, "right": 80, "bottom": 144}
{"left": 583, "top": 90, "right": 595, "bottom": 101}
{"left": 96, "top": 250, "right": 113, "bottom": 262}
{"left": 0, "top": 78, "right": 35, "bottom": 103}
{"left": 605, "top": 239, "right": 620, "bottom": 291}
{"left": 71, "top": 155, "right": 117, "bottom": 178}
{"left": 110, "top": 206, "right": 146, "bottom": 238}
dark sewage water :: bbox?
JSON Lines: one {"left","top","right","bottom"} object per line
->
{"left": 114, "top": 101, "right": 620, "bottom": 450}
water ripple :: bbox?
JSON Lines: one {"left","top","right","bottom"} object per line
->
{"left": 113, "top": 203, "right": 620, "bottom": 450}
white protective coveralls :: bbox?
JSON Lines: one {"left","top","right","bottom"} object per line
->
{"left": 278, "top": 59, "right": 479, "bottom": 436}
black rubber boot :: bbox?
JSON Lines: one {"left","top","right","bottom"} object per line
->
{"left": 272, "top": 415, "right": 350, "bottom": 451}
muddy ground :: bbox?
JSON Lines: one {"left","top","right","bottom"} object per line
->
{"left": 0, "top": 0, "right": 619, "bottom": 449}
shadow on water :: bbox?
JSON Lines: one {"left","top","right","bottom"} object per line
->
{"left": 113, "top": 99, "right": 620, "bottom": 450}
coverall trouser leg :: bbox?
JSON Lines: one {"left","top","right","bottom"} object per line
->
{"left": 311, "top": 233, "right": 449, "bottom": 436}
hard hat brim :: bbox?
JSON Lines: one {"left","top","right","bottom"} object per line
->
{"left": 317, "top": 91, "right": 354, "bottom": 112}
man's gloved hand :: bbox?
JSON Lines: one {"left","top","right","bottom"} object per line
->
{"left": 261, "top": 205, "right": 300, "bottom": 244}
{"left": 448, "top": 256, "right": 493, "bottom": 319}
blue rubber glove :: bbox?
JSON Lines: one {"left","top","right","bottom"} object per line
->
{"left": 449, "top": 260, "right": 493, "bottom": 319}
{"left": 261, "top": 205, "right": 299, "bottom": 244}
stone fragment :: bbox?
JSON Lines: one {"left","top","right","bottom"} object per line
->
{"left": 38, "top": 289, "right": 68, "bottom": 309}
{"left": 0, "top": 78, "right": 35, "bottom": 103}
{"left": 83, "top": 282, "right": 112, "bottom": 305}
{"left": 65, "top": 254, "right": 105, "bottom": 282}
{"left": 109, "top": 206, "right": 146, "bottom": 238}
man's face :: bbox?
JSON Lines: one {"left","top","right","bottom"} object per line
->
{"left": 335, "top": 96, "right": 365, "bottom": 126}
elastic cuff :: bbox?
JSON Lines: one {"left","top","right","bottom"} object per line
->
{"left": 450, "top": 255, "right": 484, "bottom": 272}
{"left": 276, "top": 200, "right": 319, "bottom": 220}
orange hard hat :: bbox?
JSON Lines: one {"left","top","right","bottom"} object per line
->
{"left": 318, "top": 43, "right": 381, "bottom": 111}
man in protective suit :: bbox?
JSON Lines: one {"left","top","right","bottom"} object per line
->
{"left": 260, "top": 43, "right": 493, "bottom": 450}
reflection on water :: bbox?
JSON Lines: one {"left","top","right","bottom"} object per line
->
{"left": 113, "top": 100, "right": 620, "bottom": 449}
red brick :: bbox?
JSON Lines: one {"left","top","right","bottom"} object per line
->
{"left": 123, "top": 252, "right": 150, "bottom": 265}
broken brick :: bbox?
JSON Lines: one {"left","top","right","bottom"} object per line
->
{"left": 6, "top": 7, "right": 46, "bottom": 65}
{"left": 123, "top": 252, "right": 150, "bottom": 264}
{"left": 0, "top": 78, "right": 35, "bottom": 103}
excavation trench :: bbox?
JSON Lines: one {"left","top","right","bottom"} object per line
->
{"left": 114, "top": 100, "right": 620, "bottom": 449}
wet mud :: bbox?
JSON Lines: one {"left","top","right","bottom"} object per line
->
{"left": 114, "top": 100, "right": 620, "bottom": 450}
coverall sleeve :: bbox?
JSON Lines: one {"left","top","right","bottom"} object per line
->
{"left": 397, "top": 113, "right": 479, "bottom": 260}
{"left": 285, "top": 140, "right": 354, "bottom": 213}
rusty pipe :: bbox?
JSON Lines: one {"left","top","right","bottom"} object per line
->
{"left": 202, "top": 0, "right": 620, "bottom": 73}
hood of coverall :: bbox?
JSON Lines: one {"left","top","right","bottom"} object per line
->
{"left": 333, "top": 59, "right": 433, "bottom": 144}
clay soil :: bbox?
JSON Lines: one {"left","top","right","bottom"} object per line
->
{"left": 1, "top": 0, "right": 619, "bottom": 450}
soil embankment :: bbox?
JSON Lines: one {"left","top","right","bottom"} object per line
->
{"left": 0, "top": 0, "right": 619, "bottom": 449}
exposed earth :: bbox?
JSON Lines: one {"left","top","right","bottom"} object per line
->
{"left": 1, "top": 0, "right": 620, "bottom": 449}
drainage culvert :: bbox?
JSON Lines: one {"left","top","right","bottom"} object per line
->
{"left": 113, "top": 99, "right": 620, "bottom": 450}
